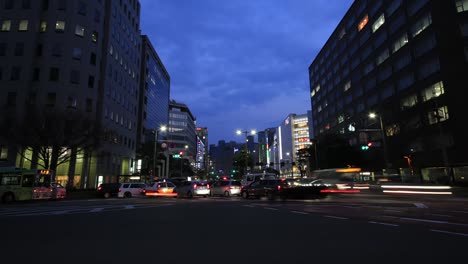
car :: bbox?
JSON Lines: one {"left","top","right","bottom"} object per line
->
{"left": 117, "top": 182, "right": 147, "bottom": 198}
{"left": 176, "top": 181, "right": 210, "bottom": 198}
{"left": 96, "top": 183, "right": 121, "bottom": 198}
{"left": 210, "top": 179, "right": 242, "bottom": 197}
{"left": 241, "top": 179, "right": 289, "bottom": 200}
{"left": 145, "top": 180, "right": 177, "bottom": 197}
{"left": 50, "top": 182, "right": 66, "bottom": 199}
{"left": 240, "top": 173, "right": 277, "bottom": 186}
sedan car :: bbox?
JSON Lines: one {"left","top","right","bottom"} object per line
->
{"left": 176, "top": 181, "right": 210, "bottom": 198}
{"left": 145, "top": 180, "right": 177, "bottom": 197}
{"left": 210, "top": 180, "right": 241, "bottom": 197}
{"left": 50, "top": 182, "right": 66, "bottom": 200}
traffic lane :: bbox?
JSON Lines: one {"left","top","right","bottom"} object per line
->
{"left": 1, "top": 201, "right": 467, "bottom": 263}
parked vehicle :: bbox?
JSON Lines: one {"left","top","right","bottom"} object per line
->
{"left": 96, "top": 183, "right": 121, "bottom": 198}
{"left": 176, "top": 181, "right": 210, "bottom": 198}
{"left": 145, "top": 180, "right": 177, "bottom": 197}
{"left": 210, "top": 179, "right": 241, "bottom": 197}
{"left": 50, "top": 182, "right": 66, "bottom": 199}
{"left": 117, "top": 182, "right": 146, "bottom": 198}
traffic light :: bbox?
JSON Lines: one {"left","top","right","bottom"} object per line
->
{"left": 179, "top": 151, "right": 183, "bottom": 157}
{"left": 361, "top": 145, "right": 369, "bottom": 151}
{"left": 367, "top": 142, "right": 373, "bottom": 147}
{"left": 173, "top": 154, "right": 180, "bottom": 158}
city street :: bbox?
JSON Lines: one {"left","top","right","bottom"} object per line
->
{"left": 1, "top": 194, "right": 467, "bottom": 263}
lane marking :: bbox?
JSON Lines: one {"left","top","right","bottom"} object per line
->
{"left": 384, "top": 209, "right": 403, "bottom": 213}
{"left": 291, "top": 211, "right": 308, "bottom": 215}
{"left": 324, "top": 215, "right": 348, "bottom": 220}
{"left": 369, "top": 221, "right": 399, "bottom": 227}
{"left": 414, "top": 203, "right": 428, "bottom": 208}
{"left": 90, "top": 208, "right": 104, "bottom": 213}
{"left": 243, "top": 205, "right": 255, "bottom": 208}
{"left": 124, "top": 205, "right": 134, "bottom": 209}
{"left": 400, "top": 217, "right": 446, "bottom": 224}
{"left": 51, "top": 210, "right": 69, "bottom": 215}
{"left": 264, "top": 207, "right": 279, "bottom": 211}
{"left": 451, "top": 210, "right": 468, "bottom": 214}
{"left": 431, "top": 229, "right": 468, "bottom": 237}
{"left": 429, "top": 214, "right": 452, "bottom": 218}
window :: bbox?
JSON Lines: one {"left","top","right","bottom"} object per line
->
{"left": 411, "top": 13, "right": 432, "bottom": 37}
{"left": 372, "top": 14, "right": 385, "bottom": 32}
{"left": 32, "top": 68, "right": 40, "bottom": 81}
{"left": 381, "top": 84, "right": 394, "bottom": 99}
{"left": 417, "top": 57, "right": 440, "bottom": 80}
{"left": 10, "top": 67, "right": 21, "bottom": 80}
{"left": 373, "top": 31, "right": 387, "bottom": 48}
{"left": 0, "top": 43, "right": 6, "bottom": 56}
{"left": 40, "top": 21, "right": 47, "bottom": 32}
{"left": 7, "top": 92, "right": 16, "bottom": 106}
{"left": 57, "top": 0, "right": 66, "bottom": 10}
{"left": 400, "top": 94, "right": 418, "bottom": 110}
{"left": 367, "top": 94, "right": 378, "bottom": 106}
{"left": 70, "top": 70, "right": 80, "bottom": 84}
{"left": 78, "top": 1, "right": 87, "bottom": 15}
{"left": 394, "top": 52, "right": 412, "bottom": 71}
{"left": 86, "top": 99, "right": 93, "bottom": 112}
{"left": 91, "top": 31, "right": 98, "bottom": 43}
{"left": 428, "top": 106, "right": 449, "bottom": 125}
{"left": 456, "top": 0, "right": 468, "bottom": 12}
{"left": 389, "top": 15, "right": 405, "bottom": 35}
{"left": 364, "top": 62, "right": 375, "bottom": 75}
{"left": 14, "top": 43, "right": 24, "bottom": 56}
{"left": 90, "top": 53, "right": 97, "bottom": 65}
{"left": 358, "top": 15, "right": 369, "bottom": 31}
{"left": 36, "top": 44, "right": 43, "bottom": 56}
{"left": 387, "top": 0, "right": 402, "bottom": 17}
{"left": 72, "top": 48, "right": 82, "bottom": 60}
{"left": 42, "top": 0, "right": 49, "bottom": 10}
{"left": 414, "top": 33, "right": 437, "bottom": 58}
{"left": 408, "top": 0, "right": 428, "bottom": 16}
{"left": 88, "top": 75, "right": 95, "bottom": 88}
{"left": 67, "top": 96, "right": 77, "bottom": 108}
{"left": 392, "top": 33, "right": 408, "bottom": 53}
{"left": 4, "top": 0, "right": 13, "bottom": 9}
{"left": 46, "top": 93, "right": 56, "bottom": 107}
{"left": 94, "top": 10, "right": 101, "bottom": 23}
{"left": 49, "top": 67, "right": 59, "bottom": 81}
{"left": 343, "top": 81, "right": 351, "bottom": 92}
{"left": 0, "top": 146, "right": 8, "bottom": 160}
{"left": 460, "top": 22, "right": 468, "bottom": 37}
{"left": 75, "top": 25, "right": 85, "bottom": 37}
{"left": 376, "top": 49, "right": 389, "bottom": 65}
{"left": 421, "top": 81, "right": 444, "bottom": 102}
{"left": 51, "top": 43, "right": 63, "bottom": 57}
{"left": 18, "top": 20, "right": 29, "bottom": 31}
{"left": 55, "top": 21, "right": 65, "bottom": 32}
{"left": 22, "top": 0, "right": 31, "bottom": 9}
{"left": 397, "top": 73, "right": 414, "bottom": 91}
{"left": 1, "top": 20, "right": 11, "bottom": 32}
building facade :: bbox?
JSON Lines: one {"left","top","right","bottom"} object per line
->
{"left": 0, "top": 0, "right": 144, "bottom": 188}
{"left": 195, "top": 127, "right": 208, "bottom": 174}
{"left": 167, "top": 100, "right": 197, "bottom": 166}
{"left": 309, "top": 0, "right": 468, "bottom": 182}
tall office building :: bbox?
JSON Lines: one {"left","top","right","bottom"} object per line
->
{"left": 309, "top": 0, "right": 468, "bottom": 181}
{"left": 0, "top": 0, "right": 142, "bottom": 188}
{"left": 195, "top": 127, "right": 208, "bottom": 174}
{"left": 168, "top": 100, "right": 197, "bottom": 162}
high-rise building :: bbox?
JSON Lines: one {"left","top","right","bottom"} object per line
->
{"left": 0, "top": 0, "right": 143, "bottom": 188}
{"left": 309, "top": 0, "right": 468, "bottom": 182}
{"left": 196, "top": 127, "right": 208, "bottom": 174}
{"left": 168, "top": 100, "right": 197, "bottom": 164}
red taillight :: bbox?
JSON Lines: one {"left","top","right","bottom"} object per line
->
{"left": 277, "top": 185, "right": 281, "bottom": 191}
{"left": 157, "top": 184, "right": 161, "bottom": 188}
{"left": 98, "top": 186, "right": 102, "bottom": 191}
{"left": 193, "top": 184, "right": 197, "bottom": 189}
{"left": 207, "top": 184, "right": 210, "bottom": 189}
{"left": 142, "top": 189, "right": 146, "bottom": 193}
{"left": 118, "top": 188, "right": 121, "bottom": 192}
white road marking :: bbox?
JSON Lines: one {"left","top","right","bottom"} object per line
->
{"left": 400, "top": 217, "right": 447, "bottom": 224}
{"left": 369, "top": 221, "right": 399, "bottom": 227}
{"left": 384, "top": 209, "right": 403, "bottom": 213}
{"left": 291, "top": 211, "right": 308, "bottom": 215}
{"left": 431, "top": 229, "right": 468, "bottom": 237}
{"left": 124, "top": 205, "right": 134, "bottom": 209}
{"left": 243, "top": 205, "right": 255, "bottom": 208}
{"left": 51, "top": 210, "right": 69, "bottom": 215}
{"left": 264, "top": 207, "right": 279, "bottom": 211}
{"left": 429, "top": 214, "right": 452, "bottom": 218}
{"left": 414, "top": 203, "right": 428, "bottom": 208}
{"left": 451, "top": 210, "right": 468, "bottom": 214}
{"left": 324, "top": 215, "right": 348, "bottom": 220}
{"left": 89, "top": 208, "right": 104, "bottom": 213}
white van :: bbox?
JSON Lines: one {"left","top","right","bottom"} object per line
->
{"left": 241, "top": 173, "right": 277, "bottom": 186}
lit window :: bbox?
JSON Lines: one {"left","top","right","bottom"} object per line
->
{"left": 411, "top": 13, "right": 432, "bottom": 37}
{"left": 40, "top": 21, "right": 47, "bottom": 32}
{"left": 456, "top": 0, "right": 468, "bottom": 12}
{"left": 372, "top": 14, "right": 385, "bottom": 32}
{"left": 72, "top": 47, "right": 82, "bottom": 60}
{"left": 91, "top": 31, "right": 98, "bottom": 42}
{"left": 1, "top": 20, "right": 11, "bottom": 31}
{"left": 376, "top": 49, "right": 389, "bottom": 65}
{"left": 55, "top": 21, "right": 65, "bottom": 32}
{"left": 400, "top": 94, "right": 418, "bottom": 110}
{"left": 392, "top": 33, "right": 408, "bottom": 53}
{"left": 75, "top": 25, "right": 85, "bottom": 37}
{"left": 343, "top": 81, "right": 351, "bottom": 92}
{"left": 358, "top": 15, "right": 369, "bottom": 31}
{"left": 428, "top": 106, "right": 449, "bottom": 125}
{"left": 421, "top": 81, "right": 444, "bottom": 102}
{"left": 18, "top": 20, "right": 29, "bottom": 31}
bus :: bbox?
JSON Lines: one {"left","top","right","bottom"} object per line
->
{"left": 0, "top": 167, "right": 53, "bottom": 202}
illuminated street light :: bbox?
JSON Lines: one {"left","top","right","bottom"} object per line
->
{"left": 153, "top": 125, "right": 167, "bottom": 180}
{"left": 236, "top": 129, "right": 257, "bottom": 174}
{"left": 368, "top": 113, "right": 389, "bottom": 169}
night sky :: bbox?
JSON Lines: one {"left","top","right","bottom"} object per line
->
{"left": 139, "top": 0, "right": 354, "bottom": 145}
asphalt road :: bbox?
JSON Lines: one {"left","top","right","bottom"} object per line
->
{"left": 1, "top": 195, "right": 467, "bottom": 263}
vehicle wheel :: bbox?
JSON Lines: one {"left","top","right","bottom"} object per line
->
{"left": 224, "top": 191, "right": 230, "bottom": 197}
{"left": 104, "top": 192, "right": 110, "bottom": 199}
{"left": 242, "top": 191, "right": 249, "bottom": 199}
{"left": 187, "top": 191, "right": 193, "bottom": 198}
{"left": 2, "top": 192, "right": 15, "bottom": 203}
{"left": 124, "top": 192, "right": 132, "bottom": 198}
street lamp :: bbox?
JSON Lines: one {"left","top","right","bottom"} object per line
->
{"left": 153, "top": 125, "right": 167, "bottom": 180}
{"left": 369, "top": 113, "right": 389, "bottom": 169}
{"left": 236, "top": 129, "right": 256, "bottom": 174}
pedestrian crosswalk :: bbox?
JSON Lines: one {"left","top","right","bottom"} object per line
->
{"left": 0, "top": 203, "right": 174, "bottom": 217}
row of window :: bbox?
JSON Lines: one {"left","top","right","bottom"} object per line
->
{"left": 5, "top": 92, "right": 94, "bottom": 113}
{"left": 102, "top": 130, "right": 136, "bottom": 151}
{"left": 104, "top": 108, "right": 134, "bottom": 131}
{"left": 2, "top": 0, "right": 102, "bottom": 15}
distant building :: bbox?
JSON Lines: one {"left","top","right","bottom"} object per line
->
{"left": 308, "top": 0, "right": 468, "bottom": 182}
{"left": 209, "top": 140, "right": 242, "bottom": 177}
{"left": 168, "top": 100, "right": 197, "bottom": 165}
{"left": 196, "top": 127, "right": 209, "bottom": 174}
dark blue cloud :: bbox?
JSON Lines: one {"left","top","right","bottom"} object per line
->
{"left": 139, "top": 0, "right": 353, "bottom": 144}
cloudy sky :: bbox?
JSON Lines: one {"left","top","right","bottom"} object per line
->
{"left": 139, "top": 0, "right": 354, "bottom": 145}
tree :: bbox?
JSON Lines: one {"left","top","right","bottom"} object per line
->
{"left": 0, "top": 107, "right": 101, "bottom": 187}
{"left": 232, "top": 150, "right": 252, "bottom": 176}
